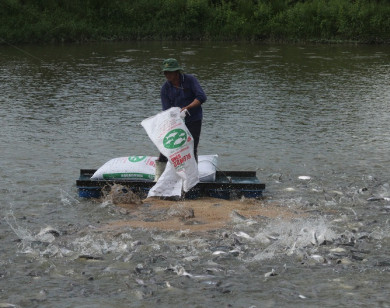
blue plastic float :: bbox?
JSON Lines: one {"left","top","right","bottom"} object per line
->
{"left": 76, "top": 169, "right": 265, "bottom": 200}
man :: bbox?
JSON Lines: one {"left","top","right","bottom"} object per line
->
{"left": 155, "top": 58, "right": 207, "bottom": 180}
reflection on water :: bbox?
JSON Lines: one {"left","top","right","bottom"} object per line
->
{"left": 0, "top": 42, "right": 390, "bottom": 307}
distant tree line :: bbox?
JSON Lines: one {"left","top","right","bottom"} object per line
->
{"left": 1, "top": 0, "right": 389, "bottom": 44}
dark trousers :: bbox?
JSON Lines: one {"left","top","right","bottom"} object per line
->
{"left": 158, "top": 120, "right": 202, "bottom": 163}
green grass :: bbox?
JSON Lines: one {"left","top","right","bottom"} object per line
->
{"left": 1, "top": 0, "right": 389, "bottom": 44}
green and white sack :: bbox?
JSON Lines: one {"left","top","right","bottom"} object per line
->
{"left": 141, "top": 107, "right": 199, "bottom": 193}
{"left": 91, "top": 156, "right": 156, "bottom": 180}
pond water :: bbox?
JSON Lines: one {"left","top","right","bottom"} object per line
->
{"left": 1, "top": 41, "right": 390, "bottom": 307}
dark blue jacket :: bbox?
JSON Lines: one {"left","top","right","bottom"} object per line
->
{"left": 160, "top": 73, "right": 207, "bottom": 123}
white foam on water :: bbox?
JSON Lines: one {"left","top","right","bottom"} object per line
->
{"left": 4, "top": 210, "right": 64, "bottom": 257}
{"left": 70, "top": 234, "right": 131, "bottom": 256}
{"left": 151, "top": 233, "right": 209, "bottom": 259}
{"left": 368, "top": 223, "right": 390, "bottom": 240}
{"left": 284, "top": 187, "right": 296, "bottom": 192}
{"left": 4, "top": 210, "right": 36, "bottom": 243}
{"left": 5, "top": 205, "right": 136, "bottom": 258}
{"left": 41, "top": 245, "right": 60, "bottom": 258}
{"left": 250, "top": 217, "right": 337, "bottom": 261}
{"left": 115, "top": 58, "right": 132, "bottom": 63}
{"left": 99, "top": 200, "right": 112, "bottom": 208}
{"left": 60, "top": 189, "right": 80, "bottom": 207}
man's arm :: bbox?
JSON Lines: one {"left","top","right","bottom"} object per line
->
{"left": 160, "top": 83, "right": 172, "bottom": 111}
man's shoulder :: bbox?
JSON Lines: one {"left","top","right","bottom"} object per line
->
{"left": 183, "top": 73, "right": 198, "bottom": 83}
{"left": 161, "top": 80, "right": 171, "bottom": 90}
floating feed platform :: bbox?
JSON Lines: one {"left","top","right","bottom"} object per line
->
{"left": 76, "top": 169, "right": 265, "bottom": 200}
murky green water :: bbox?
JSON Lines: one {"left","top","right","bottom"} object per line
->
{"left": 1, "top": 41, "right": 390, "bottom": 307}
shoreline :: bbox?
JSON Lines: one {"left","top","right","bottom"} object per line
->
{"left": 1, "top": 37, "right": 389, "bottom": 47}
{"left": 2, "top": 0, "right": 389, "bottom": 46}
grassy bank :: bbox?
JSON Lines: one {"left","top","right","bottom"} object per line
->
{"left": 1, "top": 0, "right": 389, "bottom": 44}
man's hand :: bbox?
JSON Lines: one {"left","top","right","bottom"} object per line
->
{"left": 180, "top": 108, "right": 190, "bottom": 118}
{"left": 181, "top": 99, "right": 201, "bottom": 113}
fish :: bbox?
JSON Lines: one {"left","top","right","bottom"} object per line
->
{"left": 330, "top": 247, "right": 346, "bottom": 253}
{"left": 78, "top": 255, "right": 104, "bottom": 261}
{"left": 285, "top": 187, "right": 296, "bottom": 192}
{"left": 287, "top": 241, "right": 297, "bottom": 256}
{"left": 182, "top": 256, "right": 199, "bottom": 262}
{"left": 264, "top": 268, "right": 277, "bottom": 277}
{"left": 173, "top": 137, "right": 185, "bottom": 145}
{"left": 170, "top": 266, "right": 192, "bottom": 278}
{"left": 135, "top": 279, "right": 145, "bottom": 286}
{"left": 358, "top": 187, "right": 368, "bottom": 194}
{"left": 212, "top": 251, "right": 227, "bottom": 255}
{"left": 310, "top": 254, "right": 325, "bottom": 263}
{"left": 165, "top": 132, "right": 178, "bottom": 140}
{"left": 37, "top": 226, "right": 60, "bottom": 237}
{"left": 311, "top": 231, "right": 327, "bottom": 246}
{"left": 230, "top": 210, "right": 247, "bottom": 222}
{"left": 233, "top": 231, "right": 253, "bottom": 240}
{"left": 172, "top": 266, "right": 214, "bottom": 280}
{"left": 367, "top": 197, "right": 390, "bottom": 202}
{"left": 253, "top": 233, "right": 271, "bottom": 245}
{"left": 229, "top": 249, "right": 240, "bottom": 257}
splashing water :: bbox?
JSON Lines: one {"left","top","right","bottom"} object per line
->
{"left": 4, "top": 210, "right": 59, "bottom": 256}
{"left": 250, "top": 218, "right": 337, "bottom": 261}
{"left": 4, "top": 210, "right": 35, "bottom": 243}
{"left": 60, "top": 189, "right": 81, "bottom": 207}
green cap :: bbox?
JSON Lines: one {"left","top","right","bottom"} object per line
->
{"left": 162, "top": 58, "right": 183, "bottom": 72}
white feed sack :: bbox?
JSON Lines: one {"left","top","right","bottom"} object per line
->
{"left": 146, "top": 161, "right": 183, "bottom": 197}
{"left": 91, "top": 156, "right": 157, "bottom": 180}
{"left": 198, "top": 154, "right": 218, "bottom": 182}
{"left": 141, "top": 107, "right": 199, "bottom": 193}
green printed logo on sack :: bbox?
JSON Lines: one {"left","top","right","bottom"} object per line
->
{"left": 163, "top": 129, "right": 187, "bottom": 149}
{"left": 128, "top": 156, "right": 146, "bottom": 163}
